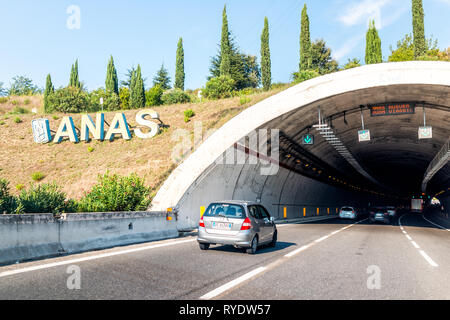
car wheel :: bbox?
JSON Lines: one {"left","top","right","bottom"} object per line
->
{"left": 199, "top": 243, "right": 210, "bottom": 251}
{"left": 246, "top": 236, "right": 258, "bottom": 254}
{"left": 269, "top": 230, "right": 277, "bottom": 248}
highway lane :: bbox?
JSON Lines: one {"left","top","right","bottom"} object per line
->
{"left": 0, "top": 213, "right": 448, "bottom": 300}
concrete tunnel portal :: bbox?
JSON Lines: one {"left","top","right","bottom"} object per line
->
{"left": 151, "top": 62, "right": 450, "bottom": 230}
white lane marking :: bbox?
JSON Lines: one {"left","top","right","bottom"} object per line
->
{"left": 398, "top": 214, "right": 439, "bottom": 268}
{"left": 419, "top": 250, "right": 439, "bottom": 267}
{"left": 315, "top": 235, "right": 330, "bottom": 243}
{"left": 201, "top": 219, "right": 364, "bottom": 299}
{"left": 284, "top": 245, "right": 311, "bottom": 258}
{"left": 402, "top": 230, "right": 407, "bottom": 234}
{"left": 0, "top": 238, "right": 197, "bottom": 279}
{"left": 199, "top": 267, "right": 267, "bottom": 300}
{"left": 422, "top": 215, "right": 450, "bottom": 232}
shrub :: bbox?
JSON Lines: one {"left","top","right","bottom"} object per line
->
{"left": 145, "top": 85, "right": 164, "bottom": 107}
{"left": 52, "top": 115, "right": 59, "bottom": 120}
{"left": 15, "top": 184, "right": 25, "bottom": 191}
{"left": 239, "top": 96, "right": 252, "bottom": 105}
{"left": 0, "top": 121, "right": 4, "bottom": 125}
{"left": 77, "top": 173, "right": 151, "bottom": 212}
{"left": 31, "top": 171, "right": 45, "bottom": 182}
{"left": 161, "top": 89, "right": 191, "bottom": 105}
{"left": 184, "top": 109, "right": 195, "bottom": 122}
{"left": 87, "top": 146, "right": 94, "bottom": 153}
{"left": 11, "top": 100, "right": 19, "bottom": 106}
{"left": 0, "top": 178, "right": 17, "bottom": 214}
{"left": 292, "top": 70, "right": 320, "bottom": 84}
{"left": 14, "top": 117, "right": 22, "bottom": 123}
{"left": 203, "top": 76, "right": 235, "bottom": 100}
{"left": 10, "top": 106, "right": 29, "bottom": 114}
{"left": 0, "top": 97, "right": 8, "bottom": 104}
{"left": 23, "top": 98, "right": 31, "bottom": 105}
{"left": 47, "top": 86, "right": 89, "bottom": 113}
{"left": 89, "top": 89, "right": 121, "bottom": 112}
{"left": 119, "top": 87, "right": 130, "bottom": 110}
{"left": 16, "top": 183, "right": 71, "bottom": 214}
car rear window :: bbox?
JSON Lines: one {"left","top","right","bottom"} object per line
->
{"left": 203, "top": 203, "right": 246, "bottom": 219}
{"left": 341, "top": 207, "right": 353, "bottom": 211}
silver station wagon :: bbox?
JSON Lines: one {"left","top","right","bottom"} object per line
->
{"left": 197, "top": 201, "right": 277, "bottom": 254}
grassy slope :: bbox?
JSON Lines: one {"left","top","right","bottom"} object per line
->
{"left": 0, "top": 86, "right": 289, "bottom": 200}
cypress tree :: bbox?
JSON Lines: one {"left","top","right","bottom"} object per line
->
{"left": 130, "top": 65, "right": 145, "bottom": 109}
{"left": 105, "top": 55, "right": 119, "bottom": 95}
{"left": 44, "top": 74, "right": 54, "bottom": 113}
{"left": 220, "top": 5, "right": 232, "bottom": 76}
{"left": 365, "top": 20, "right": 382, "bottom": 64}
{"left": 175, "top": 38, "right": 185, "bottom": 91}
{"left": 260, "top": 17, "right": 271, "bottom": 91}
{"left": 69, "top": 59, "right": 81, "bottom": 88}
{"left": 412, "top": 0, "right": 426, "bottom": 58}
{"left": 300, "top": 4, "right": 311, "bottom": 71}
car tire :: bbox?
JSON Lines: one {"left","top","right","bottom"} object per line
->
{"left": 246, "top": 236, "right": 258, "bottom": 254}
{"left": 269, "top": 230, "right": 277, "bottom": 248}
{"left": 199, "top": 243, "right": 210, "bottom": 251}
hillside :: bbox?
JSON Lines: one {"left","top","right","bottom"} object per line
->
{"left": 0, "top": 86, "right": 289, "bottom": 200}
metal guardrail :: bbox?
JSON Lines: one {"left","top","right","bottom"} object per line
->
{"left": 422, "top": 137, "right": 450, "bottom": 192}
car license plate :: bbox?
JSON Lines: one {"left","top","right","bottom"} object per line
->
{"left": 212, "top": 222, "right": 232, "bottom": 230}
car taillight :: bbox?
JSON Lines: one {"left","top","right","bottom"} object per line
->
{"left": 370, "top": 212, "right": 374, "bottom": 215}
{"left": 384, "top": 212, "right": 389, "bottom": 216}
{"left": 240, "top": 217, "right": 252, "bottom": 231}
{"left": 199, "top": 217, "right": 205, "bottom": 228}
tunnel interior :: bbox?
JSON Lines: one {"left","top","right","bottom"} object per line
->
{"left": 151, "top": 64, "right": 450, "bottom": 230}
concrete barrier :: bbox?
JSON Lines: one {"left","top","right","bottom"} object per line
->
{"left": 0, "top": 211, "right": 178, "bottom": 266}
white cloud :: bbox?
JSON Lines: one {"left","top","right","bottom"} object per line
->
{"left": 333, "top": 33, "right": 365, "bottom": 60}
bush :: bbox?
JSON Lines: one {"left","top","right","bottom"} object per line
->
{"left": 184, "top": 109, "right": 195, "bottom": 122}
{"left": 31, "top": 171, "right": 45, "bottom": 182}
{"left": 0, "top": 97, "right": 8, "bottom": 104}
{"left": 10, "top": 106, "right": 29, "bottom": 114}
{"left": 47, "top": 86, "right": 89, "bottom": 113}
{"left": 292, "top": 70, "right": 320, "bottom": 84}
{"left": 0, "top": 178, "right": 17, "bottom": 214}
{"left": 14, "top": 117, "right": 22, "bottom": 123}
{"left": 161, "top": 89, "right": 191, "bottom": 105}
{"left": 239, "top": 96, "right": 252, "bottom": 105}
{"left": 24, "top": 98, "right": 31, "bottom": 105}
{"left": 16, "top": 183, "right": 72, "bottom": 214}
{"left": 11, "top": 100, "right": 19, "bottom": 106}
{"left": 119, "top": 87, "right": 130, "bottom": 110}
{"left": 203, "top": 76, "right": 235, "bottom": 100}
{"left": 89, "top": 89, "right": 121, "bottom": 112}
{"left": 145, "top": 85, "right": 164, "bottom": 107}
{"left": 77, "top": 173, "right": 151, "bottom": 212}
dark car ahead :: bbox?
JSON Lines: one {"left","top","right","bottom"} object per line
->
{"left": 369, "top": 207, "right": 391, "bottom": 224}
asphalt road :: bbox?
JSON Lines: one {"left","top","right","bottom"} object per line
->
{"left": 0, "top": 212, "right": 448, "bottom": 300}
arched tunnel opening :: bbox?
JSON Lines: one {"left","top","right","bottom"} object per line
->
{"left": 151, "top": 62, "right": 450, "bottom": 230}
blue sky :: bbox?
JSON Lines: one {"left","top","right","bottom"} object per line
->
{"left": 0, "top": 0, "right": 449, "bottom": 91}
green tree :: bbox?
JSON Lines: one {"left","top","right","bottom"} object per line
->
{"left": 175, "top": 38, "right": 185, "bottom": 91}
{"left": 342, "top": 58, "right": 362, "bottom": 70}
{"left": 388, "top": 34, "right": 415, "bottom": 62}
{"left": 153, "top": 64, "right": 171, "bottom": 90}
{"left": 69, "top": 59, "right": 81, "bottom": 88}
{"left": 300, "top": 4, "right": 311, "bottom": 71}
{"left": 309, "top": 39, "right": 339, "bottom": 75}
{"left": 130, "top": 65, "right": 146, "bottom": 109}
{"left": 44, "top": 74, "right": 54, "bottom": 113}
{"left": 260, "top": 17, "right": 271, "bottom": 91}
{"left": 412, "top": 0, "right": 426, "bottom": 59}
{"left": 365, "top": 20, "right": 383, "bottom": 64}
{"left": 0, "top": 82, "right": 7, "bottom": 96}
{"left": 9, "top": 76, "right": 40, "bottom": 96}
{"left": 105, "top": 55, "right": 119, "bottom": 95}
{"left": 121, "top": 67, "right": 136, "bottom": 88}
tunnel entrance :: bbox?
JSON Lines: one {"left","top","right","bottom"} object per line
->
{"left": 151, "top": 62, "right": 450, "bottom": 230}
